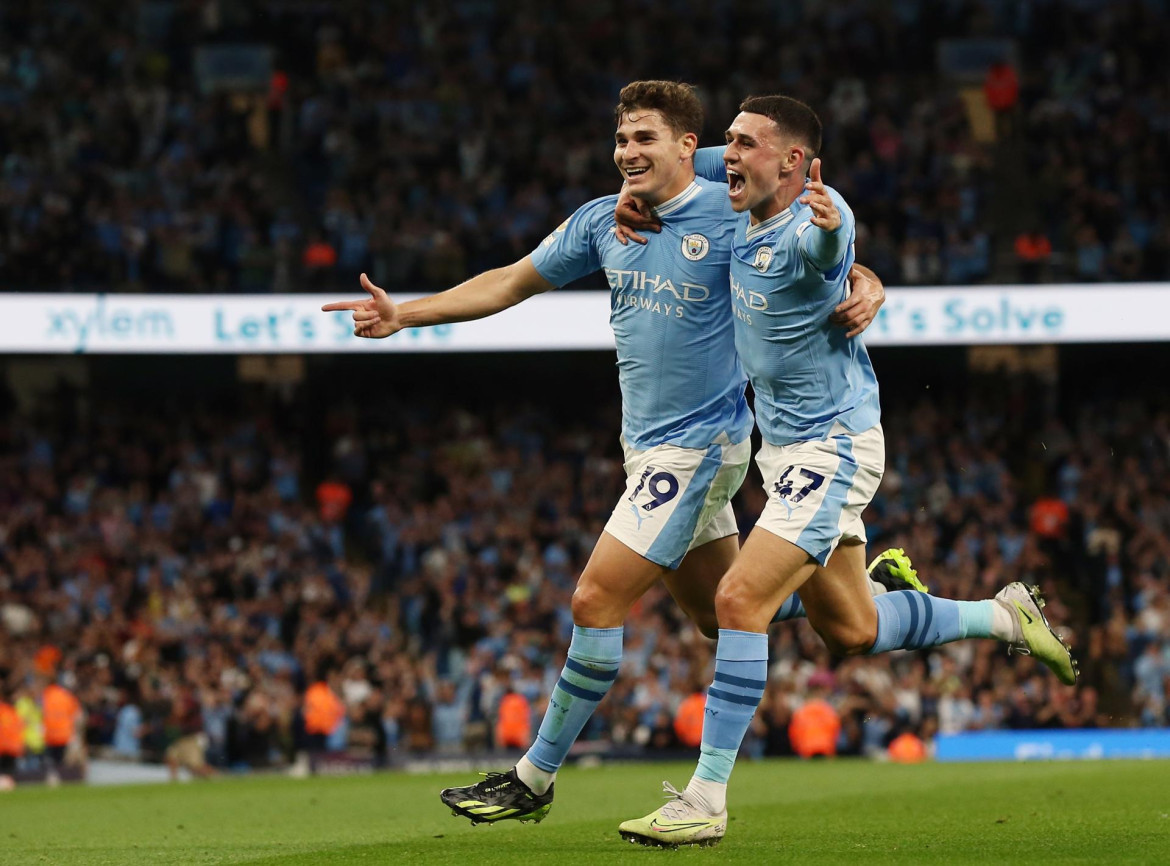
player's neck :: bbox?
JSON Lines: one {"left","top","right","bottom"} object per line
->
{"left": 641, "top": 168, "right": 696, "bottom": 209}
{"left": 749, "top": 175, "right": 803, "bottom": 226}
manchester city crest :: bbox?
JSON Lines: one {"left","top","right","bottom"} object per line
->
{"left": 681, "top": 233, "right": 710, "bottom": 261}
{"left": 753, "top": 246, "right": 773, "bottom": 272}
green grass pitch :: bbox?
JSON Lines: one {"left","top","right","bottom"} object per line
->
{"left": 2, "top": 759, "right": 1168, "bottom": 864}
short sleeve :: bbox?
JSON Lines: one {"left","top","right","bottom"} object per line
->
{"left": 530, "top": 198, "right": 610, "bottom": 287}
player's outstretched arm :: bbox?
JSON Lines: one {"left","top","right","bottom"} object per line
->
{"left": 321, "top": 259, "right": 553, "bottom": 339}
{"left": 831, "top": 263, "right": 885, "bottom": 338}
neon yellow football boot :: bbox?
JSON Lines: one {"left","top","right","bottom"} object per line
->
{"left": 867, "top": 547, "right": 929, "bottom": 593}
{"left": 618, "top": 783, "right": 726, "bottom": 848}
{"left": 995, "top": 582, "right": 1079, "bottom": 685}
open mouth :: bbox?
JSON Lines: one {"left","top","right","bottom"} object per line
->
{"left": 625, "top": 166, "right": 649, "bottom": 181}
{"left": 726, "top": 169, "right": 745, "bottom": 197}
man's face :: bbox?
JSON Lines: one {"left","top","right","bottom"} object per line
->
{"left": 723, "top": 111, "right": 793, "bottom": 215}
{"left": 614, "top": 109, "right": 694, "bottom": 205}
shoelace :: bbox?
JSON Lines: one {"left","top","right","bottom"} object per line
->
{"left": 658, "top": 781, "right": 696, "bottom": 821}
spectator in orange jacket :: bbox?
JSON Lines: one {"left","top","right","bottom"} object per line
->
{"left": 0, "top": 690, "right": 24, "bottom": 786}
{"left": 303, "top": 673, "right": 346, "bottom": 754}
{"left": 789, "top": 684, "right": 841, "bottom": 759}
{"left": 495, "top": 690, "right": 532, "bottom": 750}
{"left": 674, "top": 688, "right": 706, "bottom": 749}
{"left": 41, "top": 681, "right": 82, "bottom": 774}
{"left": 888, "top": 731, "right": 928, "bottom": 763}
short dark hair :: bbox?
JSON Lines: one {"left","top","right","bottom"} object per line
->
{"left": 738, "top": 94, "right": 822, "bottom": 159}
{"left": 615, "top": 80, "right": 704, "bottom": 138}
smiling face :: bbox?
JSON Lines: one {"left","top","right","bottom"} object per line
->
{"left": 723, "top": 111, "right": 808, "bottom": 222}
{"left": 614, "top": 108, "right": 698, "bottom": 207}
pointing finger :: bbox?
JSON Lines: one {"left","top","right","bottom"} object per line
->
{"left": 809, "top": 157, "right": 822, "bottom": 185}
{"left": 321, "top": 301, "right": 364, "bottom": 312}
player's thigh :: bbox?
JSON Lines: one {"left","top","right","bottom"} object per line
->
{"left": 714, "top": 525, "right": 818, "bottom": 632}
{"left": 663, "top": 532, "right": 739, "bottom": 637}
{"left": 573, "top": 530, "right": 670, "bottom": 626}
{"left": 800, "top": 539, "right": 878, "bottom": 656}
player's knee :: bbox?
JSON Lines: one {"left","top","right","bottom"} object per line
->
{"left": 815, "top": 620, "right": 876, "bottom": 657}
{"left": 570, "top": 582, "right": 622, "bottom": 627}
{"left": 713, "top": 579, "right": 758, "bottom": 631}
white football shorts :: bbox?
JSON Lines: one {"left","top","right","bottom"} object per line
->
{"left": 754, "top": 423, "right": 884, "bottom": 565}
{"left": 604, "top": 437, "right": 751, "bottom": 569}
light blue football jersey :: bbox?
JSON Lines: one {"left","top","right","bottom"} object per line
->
{"left": 530, "top": 178, "right": 752, "bottom": 451}
{"left": 694, "top": 148, "right": 881, "bottom": 445}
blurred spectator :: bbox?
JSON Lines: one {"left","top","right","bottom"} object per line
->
{"left": 1, "top": 2, "right": 1166, "bottom": 292}
{"left": 41, "top": 679, "right": 82, "bottom": 782}
{"left": 494, "top": 689, "right": 531, "bottom": 751}
{"left": 983, "top": 61, "right": 1020, "bottom": 137}
{"left": 984, "top": 61, "right": 1020, "bottom": 114}
{"left": 303, "top": 673, "right": 345, "bottom": 755}
{"left": 789, "top": 679, "right": 841, "bottom": 759}
{"left": 165, "top": 685, "right": 214, "bottom": 781}
{"left": 111, "top": 686, "right": 144, "bottom": 761}
{"left": 673, "top": 686, "right": 706, "bottom": 749}
{"left": 1014, "top": 228, "right": 1053, "bottom": 283}
{"left": 888, "top": 731, "right": 929, "bottom": 763}
{"left": 0, "top": 689, "right": 23, "bottom": 785}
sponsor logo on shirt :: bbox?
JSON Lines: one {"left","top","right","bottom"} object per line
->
{"left": 605, "top": 269, "right": 712, "bottom": 319}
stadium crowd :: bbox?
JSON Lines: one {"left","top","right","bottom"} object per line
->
{"left": 0, "top": 368, "right": 1167, "bottom": 773}
{"left": 2, "top": 0, "right": 1169, "bottom": 293}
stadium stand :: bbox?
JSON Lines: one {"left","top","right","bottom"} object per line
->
{"left": 0, "top": 346, "right": 1166, "bottom": 771}
{"left": 1, "top": 1, "right": 1167, "bottom": 292}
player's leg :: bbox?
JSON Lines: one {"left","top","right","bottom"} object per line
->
{"left": 803, "top": 540, "right": 1077, "bottom": 683}
{"left": 799, "top": 426, "right": 1076, "bottom": 681}
{"left": 619, "top": 528, "right": 815, "bottom": 847}
{"left": 519, "top": 441, "right": 745, "bottom": 786}
{"left": 662, "top": 533, "right": 737, "bottom": 639}
{"left": 441, "top": 531, "right": 665, "bottom": 824}
{"left": 519, "top": 531, "right": 667, "bottom": 781}
{"left": 442, "top": 440, "right": 736, "bottom": 825}
{"left": 620, "top": 427, "right": 878, "bottom": 847}
{"left": 657, "top": 437, "right": 749, "bottom": 639}
{"left": 861, "top": 570, "right": 1078, "bottom": 682}
{"left": 798, "top": 539, "right": 879, "bottom": 655}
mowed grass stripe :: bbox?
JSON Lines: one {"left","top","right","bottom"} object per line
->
{"left": 1, "top": 760, "right": 1167, "bottom": 865}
